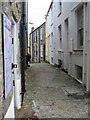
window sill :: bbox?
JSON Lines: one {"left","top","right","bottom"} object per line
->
{"left": 73, "top": 49, "right": 83, "bottom": 55}
{"left": 58, "top": 49, "right": 63, "bottom": 53}
{"left": 57, "top": 12, "right": 61, "bottom": 17}
{"left": 73, "top": 49, "right": 83, "bottom": 52}
{"left": 51, "top": 23, "right": 53, "bottom": 26}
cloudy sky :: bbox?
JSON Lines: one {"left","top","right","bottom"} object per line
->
{"left": 28, "top": 0, "right": 52, "bottom": 34}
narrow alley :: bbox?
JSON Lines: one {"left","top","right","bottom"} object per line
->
{"left": 17, "top": 63, "right": 88, "bottom": 118}
{"left": 1, "top": 1, "right": 90, "bottom": 119}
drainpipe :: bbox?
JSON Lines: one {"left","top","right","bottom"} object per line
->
{"left": 87, "top": 2, "right": 90, "bottom": 92}
{"left": 82, "top": 3, "right": 86, "bottom": 86}
{"left": 21, "top": 2, "right": 26, "bottom": 105}
{"left": 31, "top": 34, "right": 32, "bottom": 62}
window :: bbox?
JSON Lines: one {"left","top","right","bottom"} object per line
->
{"left": 36, "top": 45, "right": 37, "bottom": 53}
{"left": 60, "top": 0, "right": 62, "bottom": 13}
{"left": 51, "top": 33, "right": 53, "bottom": 44}
{"left": 77, "top": 6, "right": 83, "bottom": 48}
{"left": 58, "top": 0, "right": 62, "bottom": 17}
{"left": 75, "top": 65, "right": 82, "bottom": 81}
{"left": 79, "top": 28, "right": 83, "bottom": 46}
{"left": 40, "top": 28, "right": 43, "bottom": 40}
{"left": 51, "top": 57, "right": 53, "bottom": 63}
{"left": 40, "top": 45, "right": 43, "bottom": 57}
{"left": 36, "top": 31, "right": 37, "bottom": 42}
{"left": 36, "top": 51, "right": 37, "bottom": 56}
{"left": 59, "top": 25, "right": 62, "bottom": 49}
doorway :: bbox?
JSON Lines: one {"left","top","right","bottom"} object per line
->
{"left": 65, "top": 18, "right": 69, "bottom": 71}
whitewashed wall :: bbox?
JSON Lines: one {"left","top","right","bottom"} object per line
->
{"left": 48, "top": 3, "right": 54, "bottom": 65}
{"left": 47, "top": 1, "right": 90, "bottom": 90}
{"left": 13, "top": 22, "right": 21, "bottom": 109}
{"left": 4, "top": 95, "right": 15, "bottom": 118}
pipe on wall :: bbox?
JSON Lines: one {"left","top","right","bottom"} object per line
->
{"left": 87, "top": 2, "right": 90, "bottom": 92}
{"left": 82, "top": 3, "right": 86, "bottom": 86}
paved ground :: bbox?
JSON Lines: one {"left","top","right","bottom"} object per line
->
{"left": 16, "top": 63, "right": 88, "bottom": 118}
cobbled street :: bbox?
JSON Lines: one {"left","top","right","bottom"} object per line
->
{"left": 17, "top": 63, "right": 88, "bottom": 118}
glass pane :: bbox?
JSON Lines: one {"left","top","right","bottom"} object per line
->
{"left": 80, "top": 29, "right": 83, "bottom": 46}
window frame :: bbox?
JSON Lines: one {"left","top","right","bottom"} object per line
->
{"left": 77, "top": 6, "right": 83, "bottom": 49}
{"left": 78, "top": 28, "right": 83, "bottom": 46}
{"left": 58, "top": 25, "right": 62, "bottom": 50}
{"left": 58, "top": 0, "right": 62, "bottom": 17}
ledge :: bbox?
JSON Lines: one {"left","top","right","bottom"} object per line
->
{"left": 57, "top": 12, "right": 61, "bottom": 17}
{"left": 58, "top": 49, "right": 63, "bottom": 53}
{"left": 73, "top": 49, "right": 83, "bottom": 55}
{"left": 73, "top": 49, "right": 83, "bottom": 52}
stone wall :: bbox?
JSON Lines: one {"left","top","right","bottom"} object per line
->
{"left": 40, "top": 22, "right": 46, "bottom": 62}
{"left": 0, "top": 1, "right": 23, "bottom": 119}
{"left": 30, "top": 22, "right": 46, "bottom": 63}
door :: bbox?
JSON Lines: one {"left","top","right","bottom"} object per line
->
{"left": 3, "top": 13, "right": 12, "bottom": 99}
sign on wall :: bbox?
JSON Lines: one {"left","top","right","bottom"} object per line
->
{"left": 3, "top": 14, "right": 12, "bottom": 99}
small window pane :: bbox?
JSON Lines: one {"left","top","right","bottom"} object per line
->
{"left": 79, "top": 29, "right": 83, "bottom": 46}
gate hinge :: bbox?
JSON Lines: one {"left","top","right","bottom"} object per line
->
{"left": 13, "top": 80, "right": 15, "bottom": 86}
{"left": 12, "top": 63, "right": 17, "bottom": 69}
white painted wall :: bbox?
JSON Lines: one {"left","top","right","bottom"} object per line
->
{"left": 5, "top": 19, "right": 22, "bottom": 119}
{"left": 47, "top": 1, "right": 90, "bottom": 90}
{"left": 4, "top": 95, "right": 15, "bottom": 118}
{"left": 14, "top": 22, "right": 21, "bottom": 109}
{"left": 48, "top": 3, "right": 54, "bottom": 65}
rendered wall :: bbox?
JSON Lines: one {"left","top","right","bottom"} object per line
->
{"left": 47, "top": 2, "right": 88, "bottom": 88}
{"left": 46, "top": 18, "right": 50, "bottom": 62}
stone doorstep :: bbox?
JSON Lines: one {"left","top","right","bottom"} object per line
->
{"left": 62, "top": 86, "right": 84, "bottom": 94}
{"left": 62, "top": 86, "right": 89, "bottom": 99}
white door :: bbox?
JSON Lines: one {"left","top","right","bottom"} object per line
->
{"left": 3, "top": 13, "right": 12, "bottom": 99}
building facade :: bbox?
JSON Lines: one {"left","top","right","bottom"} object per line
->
{"left": 29, "top": 22, "right": 46, "bottom": 63}
{"left": 46, "top": 1, "right": 90, "bottom": 91}
{"left": 0, "top": 1, "right": 27, "bottom": 119}
{"left": 45, "top": 15, "right": 50, "bottom": 63}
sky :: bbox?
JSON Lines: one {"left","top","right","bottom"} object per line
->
{"left": 28, "top": 0, "right": 52, "bottom": 34}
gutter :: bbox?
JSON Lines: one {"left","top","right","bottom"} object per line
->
{"left": 45, "top": 0, "right": 53, "bottom": 18}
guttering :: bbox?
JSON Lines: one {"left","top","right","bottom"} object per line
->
{"left": 45, "top": 0, "right": 53, "bottom": 18}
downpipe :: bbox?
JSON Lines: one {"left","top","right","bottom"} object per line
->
{"left": 87, "top": 2, "right": 90, "bottom": 92}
